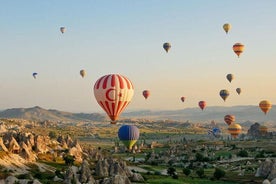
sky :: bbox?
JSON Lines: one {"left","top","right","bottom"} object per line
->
{"left": 0, "top": 0, "right": 276, "bottom": 113}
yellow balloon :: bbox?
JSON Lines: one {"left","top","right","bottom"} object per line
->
{"left": 228, "top": 123, "right": 242, "bottom": 138}
{"left": 259, "top": 125, "right": 268, "bottom": 135}
{"left": 259, "top": 100, "right": 272, "bottom": 114}
{"left": 223, "top": 23, "right": 231, "bottom": 34}
{"left": 233, "top": 43, "right": 244, "bottom": 58}
{"left": 80, "top": 70, "right": 86, "bottom": 78}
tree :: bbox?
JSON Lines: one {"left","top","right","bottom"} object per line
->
{"left": 167, "top": 167, "right": 176, "bottom": 176}
{"left": 213, "top": 168, "right": 225, "bottom": 180}
{"left": 237, "top": 150, "right": 248, "bottom": 157}
{"left": 183, "top": 168, "right": 191, "bottom": 176}
{"left": 195, "top": 153, "right": 204, "bottom": 162}
{"left": 196, "top": 168, "right": 204, "bottom": 178}
{"left": 63, "top": 154, "right": 75, "bottom": 165}
{"left": 48, "top": 131, "right": 57, "bottom": 139}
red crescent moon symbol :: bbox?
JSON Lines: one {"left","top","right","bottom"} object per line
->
{"left": 106, "top": 88, "right": 116, "bottom": 101}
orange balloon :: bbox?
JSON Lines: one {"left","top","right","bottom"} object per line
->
{"left": 233, "top": 43, "right": 244, "bottom": 57}
{"left": 224, "top": 115, "right": 235, "bottom": 126}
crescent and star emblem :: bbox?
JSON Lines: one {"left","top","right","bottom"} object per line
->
{"left": 105, "top": 88, "right": 122, "bottom": 101}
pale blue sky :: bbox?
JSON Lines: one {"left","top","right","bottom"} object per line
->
{"left": 0, "top": 1, "right": 276, "bottom": 113}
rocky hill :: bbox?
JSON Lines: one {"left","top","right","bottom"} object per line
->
{"left": 0, "top": 105, "right": 275, "bottom": 124}
{"left": 0, "top": 106, "right": 106, "bottom": 122}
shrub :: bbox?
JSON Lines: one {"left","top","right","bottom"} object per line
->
{"left": 195, "top": 153, "right": 204, "bottom": 162}
{"left": 49, "top": 131, "right": 57, "bottom": 139}
{"left": 196, "top": 168, "right": 204, "bottom": 178}
{"left": 63, "top": 154, "right": 75, "bottom": 166}
{"left": 55, "top": 170, "right": 64, "bottom": 179}
{"left": 154, "top": 171, "right": 161, "bottom": 175}
{"left": 237, "top": 150, "right": 248, "bottom": 157}
{"left": 183, "top": 168, "right": 191, "bottom": 176}
{"left": 172, "top": 174, "right": 178, "bottom": 179}
{"left": 167, "top": 167, "right": 176, "bottom": 176}
{"left": 17, "top": 174, "right": 30, "bottom": 179}
{"left": 213, "top": 168, "right": 226, "bottom": 180}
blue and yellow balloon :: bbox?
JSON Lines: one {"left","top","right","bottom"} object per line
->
{"left": 118, "top": 125, "right": 139, "bottom": 150}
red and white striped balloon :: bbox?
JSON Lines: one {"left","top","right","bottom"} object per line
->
{"left": 93, "top": 74, "right": 134, "bottom": 124}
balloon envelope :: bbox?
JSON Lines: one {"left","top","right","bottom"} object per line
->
{"left": 80, "top": 70, "right": 86, "bottom": 78}
{"left": 60, "top": 27, "right": 66, "bottom": 34}
{"left": 143, "top": 90, "right": 150, "bottom": 99}
{"left": 259, "top": 125, "right": 268, "bottom": 135}
{"left": 212, "top": 127, "right": 221, "bottom": 138}
{"left": 226, "top": 74, "right": 234, "bottom": 83}
{"left": 93, "top": 74, "right": 134, "bottom": 124}
{"left": 163, "top": 42, "right": 171, "bottom": 53}
{"left": 223, "top": 23, "right": 231, "bottom": 34}
{"left": 32, "top": 73, "right": 38, "bottom": 79}
{"left": 224, "top": 115, "right": 235, "bottom": 126}
{"left": 198, "top": 101, "right": 206, "bottom": 110}
{"left": 228, "top": 123, "right": 242, "bottom": 138}
{"left": 181, "top": 96, "right": 185, "bottom": 102}
{"left": 236, "top": 88, "right": 241, "bottom": 95}
{"left": 233, "top": 43, "right": 244, "bottom": 57}
{"left": 220, "top": 89, "right": 230, "bottom": 101}
{"left": 259, "top": 100, "right": 272, "bottom": 114}
{"left": 118, "top": 125, "right": 139, "bottom": 149}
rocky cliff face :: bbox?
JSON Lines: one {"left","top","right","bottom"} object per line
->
{"left": 0, "top": 126, "right": 83, "bottom": 163}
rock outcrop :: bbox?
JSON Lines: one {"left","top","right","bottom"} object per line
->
{"left": 20, "top": 142, "right": 37, "bottom": 162}
{"left": 34, "top": 135, "right": 50, "bottom": 153}
{"left": 94, "top": 158, "right": 144, "bottom": 183}
{"left": 257, "top": 159, "right": 276, "bottom": 180}
{"left": 0, "top": 137, "right": 8, "bottom": 152}
{"left": 79, "top": 160, "right": 96, "bottom": 184}
{"left": 247, "top": 123, "right": 261, "bottom": 137}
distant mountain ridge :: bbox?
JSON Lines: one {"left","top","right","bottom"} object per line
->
{"left": 0, "top": 106, "right": 106, "bottom": 122}
{"left": 122, "top": 105, "right": 276, "bottom": 124}
{"left": 0, "top": 105, "right": 275, "bottom": 124}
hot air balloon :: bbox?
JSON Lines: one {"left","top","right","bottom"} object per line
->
{"left": 212, "top": 127, "right": 221, "bottom": 138}
{"left": 228, "top": 123, "right": 242, "bottom": 138}
{"left": 233, "top": 43, "right": 244, "bottom": 57}
{"left": 80, "top": 70, "right": 86, "bottom": 78}
{"left": 93, "top": 74, "right": 134, "bottom": 124}
{"left": 163, "top": 42, "right": 171, "bottom": 53}
{"left": 259, "top": 125, "right": 268, "bottom": 135}
{"left": 32, "top": 72, "right": 38, "bottom": 79}
{"left": 143, "top": 90, "right": 150, "bottom": 99}
{"left": 226, "top": 74, "right": 234, "bottom": 83}
{"left": 118, "top": 125, "right": 139, "bottom": 150}
{"left": 236, "top": 88, "right": 241, "bottom": 95}
{"left": 223, "top": 23, "right": 231, "bottom": 34}
{"left": 224, "top": 115, "right": 235, "bottom": 126}
{"left": 220, "top": 89, "right": 230, "bottom": 101}
{"left": 181, "top": 96, "right": 185, "bottom": 102}
{"left": 60, "top": 27, "right": 66, "bottom": 34}
{"left": 207, "top": 127, "right": 221, "bottom": 138}
{"left": 198, "top": 101, "right": 206, "bottom": 110}
{"left": 259, "top": 100, "right": 272, "bottom": 115}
